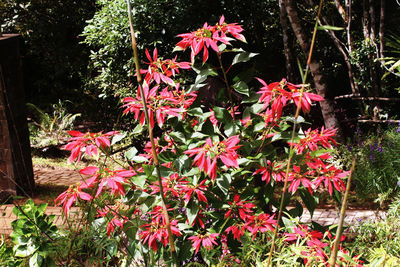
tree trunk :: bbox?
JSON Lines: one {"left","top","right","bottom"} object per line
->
{"left": 368, "top": 0, "right": 381, "bottom": 97}
{"left": 362, "top": 0, "right": 370, "bottom": 40}
{"left": 379, "top": 0, "right": 385, "bottom": 59}
{"left": 284, "top": 0, "right": 343, "bottom": 140}
{"left": 279, "top": 0, "right": 296, "bottom": 82}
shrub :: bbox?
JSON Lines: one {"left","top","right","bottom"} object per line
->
{"left": 337, "top": 123, "right": 400, "bottom": 201}
{"left": 52, "top": 14, "right": 361, "bottom": 266}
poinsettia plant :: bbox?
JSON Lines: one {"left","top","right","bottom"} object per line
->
{"left": 57, "top": 15, "right": 362, "bottom": 266}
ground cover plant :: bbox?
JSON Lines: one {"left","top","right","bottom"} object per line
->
{"left": 2, "top": 13, "right": 372, "bottom": 267}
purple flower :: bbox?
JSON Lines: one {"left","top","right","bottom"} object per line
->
{"left": 369, "top": 144, "right": 374, "bottom": 152}
{"left": 369, "top": 154, "right": 375, "bottom": 162}
{"left": 397, "top": 181, "right": 400, "bottom": 188}
{"left": 346, "top": 145, "right": 353, "bottom": 152}
{"left": 374, "top": 141, "right": 383, "bottom": 152}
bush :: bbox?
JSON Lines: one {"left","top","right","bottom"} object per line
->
{"left": 53, "top": 14, "right": 360, "bottom": 266}
{"left": 337, "top": 123, "right": 400, "bottom": 201}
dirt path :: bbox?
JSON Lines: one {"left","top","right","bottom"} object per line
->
{"left": 0, "top": 166, "right": 387, "bottom": 236}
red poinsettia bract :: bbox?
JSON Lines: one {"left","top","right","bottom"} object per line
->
{"left": 55, "top": 183, "right": 92, "bottom": 216}
{"left": 184, "top": 135, "right": 241, "bottom": 180}
{"left": 139, "top": 206, "right": 181, "bottom": 251}
{"left": 63, "top": 130, "right": 118, "bottom": 163}
{"left": 79, "top": 166, "right": 135, "bottom": 197}
{"left": 141, "top": 48, "right": 191, "bottom": 85}
{"left": 122, "top": 83, "right": 197, "bottom": 128}
{"left": 176, "top": 15, "right": 246, "bottom": 63}
{"left": 188, "top": 232, "right": 219, "bottom": 254}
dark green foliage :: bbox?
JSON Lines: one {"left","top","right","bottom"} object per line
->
{"left": 0, "top": 0, "right": 96, "bottom": 106}
{"left": 81, "top": 0, "right": 283, "bottom": 98}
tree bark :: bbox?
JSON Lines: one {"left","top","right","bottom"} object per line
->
{"left": 284, "top": 0, "right": 343, "bottom": 139}
{"left": 369, "top": 0, "right": 376, "bottom": 41}
{"left": 362, "top": 0, "right": 370, "bottom": 40}
{"left": 279, "top": 0, "right": 296, "bottom": 82}
{"left": 379, "top": 0, "right": 385, "bottom": 58}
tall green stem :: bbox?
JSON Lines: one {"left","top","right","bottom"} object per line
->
{"left": 265, "top": 0, "right": 324, "bottom": 265}
{"left": 126, "top": 1, "right": 178, "bottom": 265}
{"left": 328, "top": 157, "right": 356, "bottom": 267}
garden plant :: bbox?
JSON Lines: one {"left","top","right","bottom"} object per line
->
{"left": 47, "top": 11, "right": 367, "bottom": 265}
{"left": 2, "top": 11, "right": 372, "bottom": 267}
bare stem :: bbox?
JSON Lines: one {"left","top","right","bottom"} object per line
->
{"left": 126, "top": 1, "right": 178, "bottom": 265}
{"left": 328, "top": 157, "right": 357, "bottom": 267}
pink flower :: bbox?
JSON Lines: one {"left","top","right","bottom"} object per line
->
{"left": 245, "top": 213, "right": 276, "bottom": 239}
{"left": 140, "top": 219, "right": 181, "bottom": 251}
{"left": 141, "top": 48, "right": 191, "bottom": 85}
{"left": 307, "top": 158, "right": 348, "bottom": 195}
{"left": 122, "top": 83, "right": 197, "bottom": 128}
{"left": 63, "top": 130, "right": 118, "bottom": 163}
{"left": 55, "top": 183, "right": 92, "bottom": 216}
{"left": 288, "top": 127, "right": 337, "bottom": 154}
{"left": 188, "top": 232, "right": 219, "bottom": 254}
{"left": 139, "top": 206, "right": 181, "bottom": 251}
{"left": 79, "top": 166, "right": 135, "bottom": 197}
{"left": 288, "top": 165, "right": 314, "bottom": 194}
{"left": 176, "top": 15, "right": 245, "bottom": 63}
{"left": 178, "top": 179, "right": 208, "bottom": 203}
{"left": 254, "top": 160, "right": 285, "bottom": 183}
{"left": 184, "top": 135, "right": 241, "bottom": 180}
{"left": 225, "top": 194, "right": 255, "bottom": 220}
{"left": 97, "top": 205, "right": 128, "bottom": 236}
{"left": 225, "top": 222, "right": 246, "bottom": 241}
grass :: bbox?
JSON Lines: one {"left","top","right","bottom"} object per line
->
{"left": 32, "top": 155, "right": 75, "bottom": 169}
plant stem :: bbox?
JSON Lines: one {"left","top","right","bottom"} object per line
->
{"left": 265, "top": 1, "right": 324, "bottom": 265}
{"left": 328, "top": 157, "right": 356, "bottom": 267}
{"left": 217, "top": 53, "right": 235, "bottom": 120}
{"left": 126, "top": 1, "right": 178, "bottom": 265}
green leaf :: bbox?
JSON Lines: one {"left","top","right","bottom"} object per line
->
{"left": 29, "top": 252, "right": 43, "bottom": 267}
{"left": 212, "top": 107, "right": 232, "bottom": 124}
{"left": 232, "top": 51, "right": 258, "bottom": 65}
{"left": 111, "top": 132, "right": 126, "bottom": 145}
{"left": 299, "top": 190, "right": 318, "bottom": 217}
{"left": 37, "top": 203, "right": 47, "bottom": 216}
{"left": 224, "top": 122, "right": 238, "bottom": 136}
{"left": 131, "top": 175, "right": 147, "bottom": 188}
{"left": 216, "top": 173, "right": 231, "bottom": 195}
{"left": 288, "top": 201, "right": 303, "bottom": 218}
{"left": 232, "top": 80, "right": 249, "bottom": 96}
{"left": 282, "top": 216, "right": 296, "bottom": 231}
{"left": 317, "top": 25, "right": 344, "bottom": 31}
{"left": 125, "top": 147, "right": 138, "bottom": 160}
{"left": 175, "top": 154, "right": 191, "bottom": 173}
{"left": 130, "top": 156, "right": 148, "bottom": 163}
{"left": 242, "top": 93, "right": 260, "bottom": 104}
{"left": 132, "top": 123, "right": 144, "bottom": 134}
{"left": 158, "top": 151, "right": 176, "bottom": 163}
{"left": 186, "top": 200, "right": 199, "bottom": 226}
{"left": 168, "top": 131, "right": 186, "bottom": 143}
{"left": 254, "top": 122, "right": 265, "bottom": 132}
{"left": 187, "top": 108, "right": 210, "bottom": 121}
{"left": 201, "top": 119, "right": 215, "bottom": 136}
{"left": 188, "top": 65, "right": 218, "bottom": 93}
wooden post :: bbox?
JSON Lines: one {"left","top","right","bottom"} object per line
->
{"left": 0, "top": 34, "right": 35, "bottom": 200}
